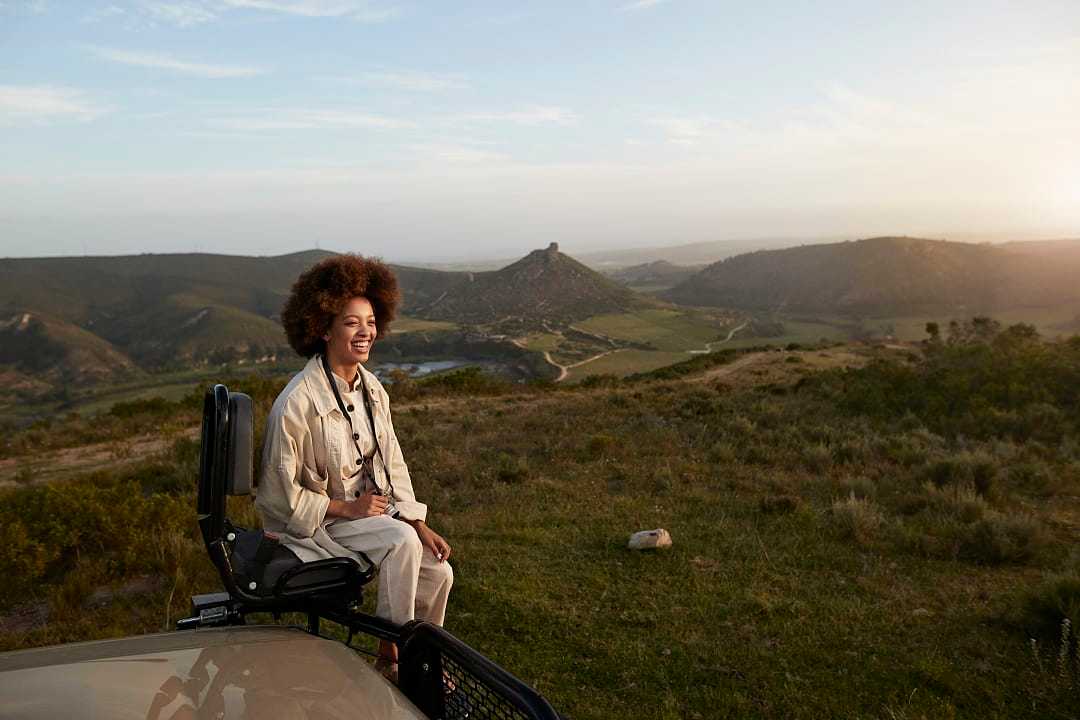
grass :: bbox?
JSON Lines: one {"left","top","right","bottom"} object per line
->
{"left": 2, "top": 326, "right": 1079, "bottom": 718}
{"left": 574, "top": 309, "right": 731, "bottom": 352}
{"left": 516, "top": 332, "right": 563, "bottom": 353}
{"left": 566, "top": 349, "right": 691, "bottom": 380}
{"left": 724, "top": 319, "right": 850, "bottom": 349}
{"left": 392, "top": 316, "right": 459, "bottom": 333}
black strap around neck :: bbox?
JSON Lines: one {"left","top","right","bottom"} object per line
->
{"left": 320, "top": 354, "right": 393, "bottom": 498}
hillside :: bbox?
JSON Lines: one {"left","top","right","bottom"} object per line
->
{"left": 666, "top": 236, "right": 1080, "bottom": 315}
{"left": 0, "top": 250, "right": 469, "bottom": 374}
{"left": 606, "top": 260, "right": 703, "bottom": 292}
{"left": 418, "top": 243, "right": 656, "bottom": 328}
{"left": 0, "top": 312, "right": 140, "bottom": 400}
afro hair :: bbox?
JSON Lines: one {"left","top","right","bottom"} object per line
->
{"left": 281, "top": 254, "right": 401, "bottom": 358}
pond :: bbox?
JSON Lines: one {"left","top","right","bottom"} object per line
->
{"left": 372, "top": 360, "right": 470, "bottom": 380}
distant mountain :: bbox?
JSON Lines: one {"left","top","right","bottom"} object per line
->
{"left": 666, "top": 236, "right": 1080, "bottom": 315}
{"left": 607, "top": 260, "right": 704, "bottom": 292}
{"left": 417, "top": 243, "right": 655, "bottom": 327}
{"left": 576, "top": 237, "right": 836, "bottom": 270}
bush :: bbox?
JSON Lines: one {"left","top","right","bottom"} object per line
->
{"left": 958, "top": 514, "right": 1045, "bottom": 565}
{"left": 494, "top": 452, "right": 529, "bottom": 484}
{"left": 1022, "top": 573, "right": 1080, "bottom": 645}
{"left": 831, "top": 493, "right": 883, "bottom": 545}
{"left": 802, "top": 443, "right": 832, "bottom": 473}
{"left": 925, "top": 452, "right": 999, "bottom": 497}
{"left": 760, "top": 494, "right": 801, "bottom": 515}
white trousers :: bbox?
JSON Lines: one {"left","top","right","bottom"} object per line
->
{"left": 326, "top": 515, "right": 453, "bottom": 626}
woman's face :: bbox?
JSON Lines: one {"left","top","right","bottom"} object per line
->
{"left": 323, "top": 296, "right": 377, "bottom": 366}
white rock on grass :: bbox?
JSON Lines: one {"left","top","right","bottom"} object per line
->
{"left": 628, "top": 528, "right": 673, "bottom": 550}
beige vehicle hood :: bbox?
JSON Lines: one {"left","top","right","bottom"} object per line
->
{"left": 0, "top": 626, "right": 428, "bottom": 720}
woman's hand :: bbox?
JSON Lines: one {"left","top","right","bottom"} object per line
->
{"left": 409, "top": 520, "right": 451, "bottom": 562}
{"left": 327, "top": 492, "right": 387, "bottom": 520}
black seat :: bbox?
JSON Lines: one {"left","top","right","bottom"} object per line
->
{"left": 196, "top": 384, "right": 373, "bottom": 613}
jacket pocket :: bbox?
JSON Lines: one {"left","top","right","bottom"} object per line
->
{"left": 300, "top": 464, "right": 329, "bottom": 496}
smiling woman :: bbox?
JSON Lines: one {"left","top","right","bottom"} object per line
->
{"left": 260, "top": 254, "right": 454, "bottom": 680}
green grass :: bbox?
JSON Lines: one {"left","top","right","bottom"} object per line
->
{"left": 517, "top": 332, "right": 562, "bottom": 353}
{"left": 392, "top": 316, "right": 459, "bottom": 333}
{"left": 575, "top": 309, "right": 729, "bottom": 352}
{"left": 566, "top": 349, "right": 691, "bottom": 380}
{"left": 725, "top": 319, "right": 850, "bottom": 349}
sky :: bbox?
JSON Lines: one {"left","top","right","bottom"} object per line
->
{"left": 1, "top": 0, "right": 1078, "bottom": 262}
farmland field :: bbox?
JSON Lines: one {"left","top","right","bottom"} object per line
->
{"left": 575, "top": 309, "right": 734, "bottom": 352}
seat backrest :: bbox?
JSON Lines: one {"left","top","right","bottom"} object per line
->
{"left": 226, "top": 392, "right": 253, "bottom": 496}
{"left": 197, "top": 385, "right": 253, "bottom": 546}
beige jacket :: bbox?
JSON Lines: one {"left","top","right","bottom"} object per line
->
{"left": 255, "top": 355, "right": 427, "bottom": 562}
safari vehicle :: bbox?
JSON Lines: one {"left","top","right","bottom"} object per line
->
{"left": 0, "top": 385, "right": 561, "bottom": 720}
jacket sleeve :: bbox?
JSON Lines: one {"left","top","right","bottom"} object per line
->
{"left": 256, "top": 400, "right": 330, "bottom": 538}
{"left": 383, "top": 395, "right": 428, "bottom": 523}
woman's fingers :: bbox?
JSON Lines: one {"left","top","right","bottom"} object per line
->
{"left": 435, "top": 533, "right": 451, "bottom": 561}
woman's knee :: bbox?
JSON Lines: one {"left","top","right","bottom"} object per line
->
{"left": 430, "top": 558, "right": 453, "bottom": 589}
{"left": 384, "top": 522, "right": 422, "bottom": 556}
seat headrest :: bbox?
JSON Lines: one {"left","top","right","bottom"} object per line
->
{"left": 226, "top": 392, "right": 254, "bottom": 496}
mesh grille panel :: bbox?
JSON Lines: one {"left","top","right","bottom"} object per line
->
{"left": 441, "top": 654, "right": 532, "bottom": 720}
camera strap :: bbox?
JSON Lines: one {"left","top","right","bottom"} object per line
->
{"left": 320, "top": 354, "right": 395, "bottom": 500}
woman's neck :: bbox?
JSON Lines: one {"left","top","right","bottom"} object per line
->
{"left": 327, "top": 357, "right": 360, "bottom": 388}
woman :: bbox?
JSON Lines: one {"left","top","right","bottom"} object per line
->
{"left": 256, "top": 254, "right": 452, "bottom": 676}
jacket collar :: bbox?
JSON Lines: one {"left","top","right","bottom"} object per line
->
{"left": 300, "top": 354, "right": 379, "bottom": 418}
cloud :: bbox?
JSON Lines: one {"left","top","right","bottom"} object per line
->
{"left": 0, "top": 0, "right": 48, "bottom": 16}
{"left": 0, "top": 85, "right": 107, "bottom": 125}
{"left": 209, "top": 108, "right": 415, "bottom": 130}
{"left": 219, "top": 0, "right": 399, "bottom": 21}
{"left": 139, "top": 1, "right": 218, "bottom": 27}
{"left": 458, "top": 106, "right": 578, "bottom": 126}
{"left": 620, "top": 0, "right": 667, "bottom": 11}
{"left": 349, "top": 70, "right": 470, "bottom": 92}
{"left": 87, "top": 46, "right": 266, "bottom": 78}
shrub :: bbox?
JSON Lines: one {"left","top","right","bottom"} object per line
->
{"left": 836, "top": 475, "right": 876, "bottom": 500}
{"left": 706, "top": 441, "right": 737, "bottom": 465}
{"left": 586, "top": 434, "right": 618, "bottom": 459}
{"left": 494, "top": 452, "right": 529, "bottom": 484}
{"left": 760, "top": 494, "right": 801, "bottom": 515}
{"left": 925, "top": 452, "right": 999, "bottom": 497}
{"left": 831, "top": 493, "right": 884, "bottom": 545}
{"left": 1022, "top": 573, "right": 1080, "bottom": 646}
{"left": 802, "top": 443, "right": 832, "bottom": 473}
{"left": 922, "top": 482, "right": 989, "bottom": 524}
{"left": 959, "top": 514, "right": 1045, "bottom": 565}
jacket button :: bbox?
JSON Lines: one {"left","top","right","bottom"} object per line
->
{"left": 354, "top": 491, "right": 361, "bottom": 498}
{"left": 356, "top": 458, "right": 363, "bottom": 465}
{"left": 347, "top": 404, "right": 355, "bottom": 412}
{"left": 353, "top": 433, "right": 359, "bottom": 440}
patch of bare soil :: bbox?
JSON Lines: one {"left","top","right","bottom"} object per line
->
{"left": 0, "top": 427, "right": 199, "bottom": 489}
{"left": 0, "top": 602, "right": 49, "bottom": 635}
{"left": 698, "top": 346, "right": 881, "bottom": 388}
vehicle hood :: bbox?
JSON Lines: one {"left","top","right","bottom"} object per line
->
{"left": 0, "top": 626, "right": 427, "bottom": 720}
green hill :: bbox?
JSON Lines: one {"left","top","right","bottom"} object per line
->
{"left": 606, "top": 260, "right": 703, "bottom": 293}
{"left": 418, "top": 243, "right": 656, "bottom": 328}
{"left": 0, "top": 312, "right": 140, "bottom": 399}
{"left": 666, "top": 236, "right": 1080, "bottom": 315}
